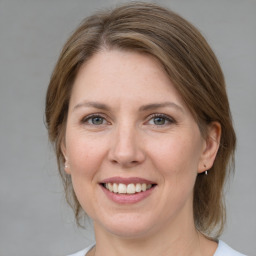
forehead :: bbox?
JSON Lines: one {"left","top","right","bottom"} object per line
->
{"left": 75, "top": 49, "right": 167, "bottom": 87}
{"left": 70, "top": 49, "right": 186, "bottom": 108}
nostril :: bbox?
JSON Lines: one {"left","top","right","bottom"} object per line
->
{"left": 110, "top": 159, "right": 139, "bottom": 166}
{"left": 111, "top": 159, "right": 119, "bottom": 164}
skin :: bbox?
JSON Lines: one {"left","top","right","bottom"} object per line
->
{"left": 62, "top": 49, "right": 221, "bottom": 256}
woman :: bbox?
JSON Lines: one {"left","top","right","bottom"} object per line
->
{"left": 45, "top": 2, "right": 246, "bottom": 256}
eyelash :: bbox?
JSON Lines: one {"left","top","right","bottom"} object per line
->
{"left": 80, "top": 113, "right": 176, "bottom": 126}
{"left": 81, "top": 113, "right": 108, "bottom": 125}
{"left": 146, "top": 113, "right": 176, "bottom": 126}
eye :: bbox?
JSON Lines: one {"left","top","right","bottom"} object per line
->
{"left": 82, "top": 114, "right": 108, "bottom": 125}
{"left": 90, "top": 116, "right": 105, "bottom": 125}
{"left": 147, "top": 114, "right": 175, "bottom": 126}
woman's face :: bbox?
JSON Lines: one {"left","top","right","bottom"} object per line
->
{"left": 63, "top": 50, "right": 216, "bottom": 238}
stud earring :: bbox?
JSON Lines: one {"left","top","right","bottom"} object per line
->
{"left": 64, "top": 163, "right": 68, "bottom": 169}
{"left": 204, "top": 164, "right": 208, "bottom": 175}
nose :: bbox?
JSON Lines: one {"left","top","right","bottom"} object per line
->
{"left": 108, "top": 123, "right": 146, "bottom": 168}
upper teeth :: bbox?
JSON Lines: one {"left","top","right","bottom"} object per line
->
{"left": 104, "top": 183, "right": 152, "bottom": 194}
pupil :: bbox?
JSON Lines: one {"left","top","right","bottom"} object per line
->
{"left": 154, "top": 117, "right": 165, "bottom": 125}
{"left": 92, "top": 117, "right": 103, "bottom": 125}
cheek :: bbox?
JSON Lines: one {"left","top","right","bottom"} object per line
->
{"left": 151, "top": 136, "right": 202, "bottom": 174}
{"left": 148, "top": 133, "right": 203, "bottom": 201}
{"left": 65, "top": 133, "right": 106, "bottom": 213}
{"left": 66, "top": 132, "right": 105, "bottom": 177}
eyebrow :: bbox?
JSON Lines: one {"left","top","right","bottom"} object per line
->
{"left": 73, "top": 101, "right": 184, "bottom": 113}
{"left": 139, "top": 102, "right": 184, "bottom": 113}
{"left": 73, "top": 101, "right": 111, "bottom": 112}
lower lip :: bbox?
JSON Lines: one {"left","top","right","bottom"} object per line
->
{"left": 101, "top": 185, "right": 156, "bottom": 204}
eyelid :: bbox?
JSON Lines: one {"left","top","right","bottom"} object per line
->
{"left": 80, "top": 112, "right": 175, "bottom": 126}
{"left": 81, "top": 113, "right": 110, "bottom": 125}
{"left": 146, "top": 113, "right": 176, "bottom": 125}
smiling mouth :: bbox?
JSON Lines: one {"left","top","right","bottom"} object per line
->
{"left": 101, "top": 183, "right": 156, "bottom": 194}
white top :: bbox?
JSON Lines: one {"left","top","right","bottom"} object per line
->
{"left": 214, "top": 241, "right": 246, "bottom": 256}
{"left": 67, "top": 240, "right": 246, "bottom": 256}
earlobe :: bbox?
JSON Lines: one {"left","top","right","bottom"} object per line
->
{"left": 61, "top": 140, "right": 71, "bottom": 174}
{"left": 64, "top": 162, "right": 71, "bottom": 174}
{"left": 198, "top": 122, "right": 221, "bottom": 174}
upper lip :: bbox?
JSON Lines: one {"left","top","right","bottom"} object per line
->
{"left": 100, "top": 176, "right": 156, "bottom": 185}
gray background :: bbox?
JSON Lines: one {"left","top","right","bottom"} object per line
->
{"left": 0, "top": 0, "right": 255, "bottom": 255}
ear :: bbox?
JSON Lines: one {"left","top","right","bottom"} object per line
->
{"left": 198, "top": 122, "right": 221, "bottom": 174}
{"left": 61, "top": 140, "right": 71, "bottom": 174}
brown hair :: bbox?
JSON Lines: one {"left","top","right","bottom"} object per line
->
{"left": 45, "top": 2, "right": 236, "bottom": 238}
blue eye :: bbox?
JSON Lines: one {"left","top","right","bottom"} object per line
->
{"left": 82, "top": 115, "right": 107, "bottom": 125}
{"left": 148, "top": 114, "right": 174, "bottom": 126}
{"left": 90, "top": 116, "right": 104, "bottom": 125}
{"left": 153, "top": 116, "right": 166, "bottom": 125}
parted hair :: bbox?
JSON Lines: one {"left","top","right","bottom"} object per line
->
{"left": 45, "top": 2, "right": 236, "bottom": 238}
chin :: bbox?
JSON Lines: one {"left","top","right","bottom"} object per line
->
{"left": 95, "top": 212, "right": 158, "bottom": 239}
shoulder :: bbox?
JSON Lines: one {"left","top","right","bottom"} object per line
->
{"left": 214, "top": 240, "right": 247, "bottom": 256}
{"left": 67, "top": 244, "right": 95, "bottom": 256}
